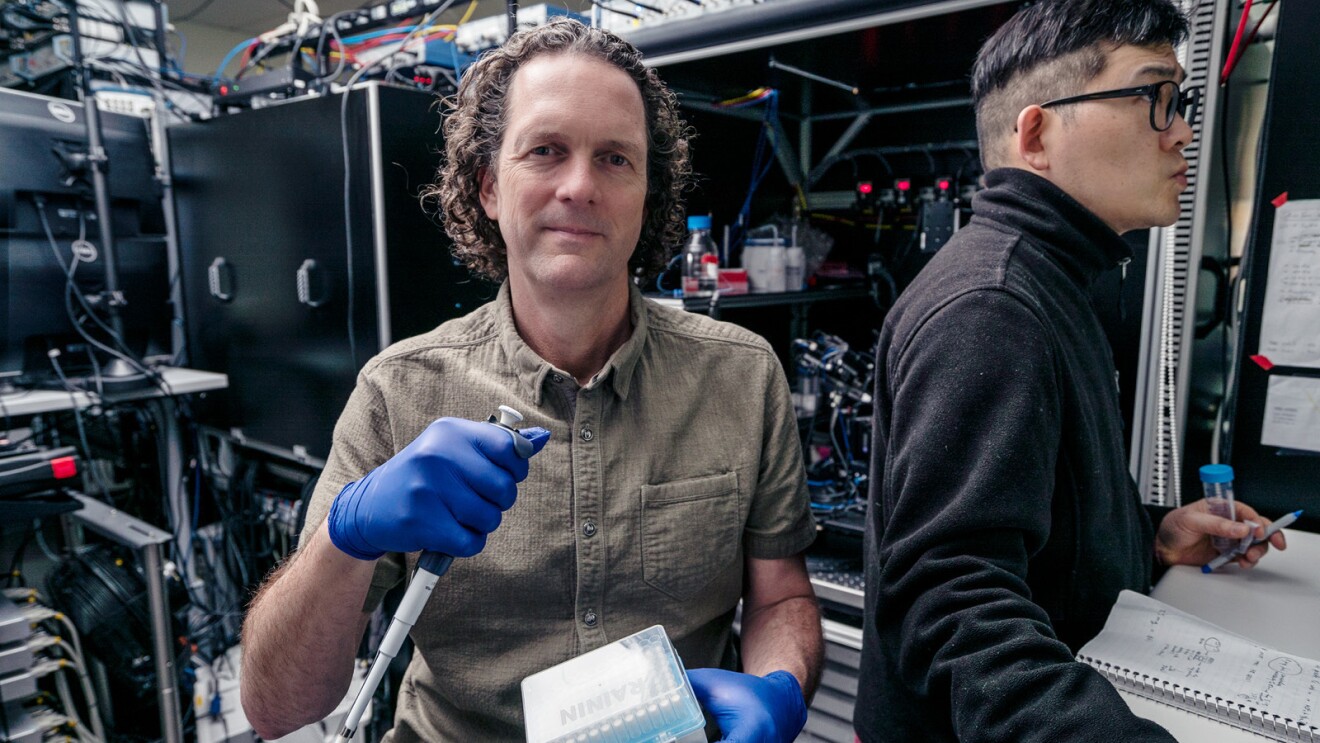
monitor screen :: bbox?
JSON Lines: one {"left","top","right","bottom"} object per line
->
{"left": 0, "top": 88, "right": 169, "bottom": 382}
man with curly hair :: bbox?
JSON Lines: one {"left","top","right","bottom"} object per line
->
{"left": 240, "top": 18, "right": 822, "bottom": 743}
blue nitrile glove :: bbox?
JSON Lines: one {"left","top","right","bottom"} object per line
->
{"left": 687, "top": 668, "right": 808, "bottom": 743}
{"left": 326, "top": 418, "right": 551, "bottom": 560}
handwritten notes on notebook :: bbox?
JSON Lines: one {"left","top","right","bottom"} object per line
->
{"left": 1078, "top": 591, "right": 1320, "bottom": 735}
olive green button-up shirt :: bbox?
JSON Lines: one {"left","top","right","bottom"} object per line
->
{"left": 300, "top": 281, "right": 814, "bottom": 742}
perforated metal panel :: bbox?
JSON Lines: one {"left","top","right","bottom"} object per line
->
{"left": 798, "top": 621, "right": 863, "bottom": 742}
{"left": 1131, "top": 0, "right": 1230, "bottom": 506}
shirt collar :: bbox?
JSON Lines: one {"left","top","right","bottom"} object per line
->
{"left": 495, "top": 281, "right": 649, "bottom": 404}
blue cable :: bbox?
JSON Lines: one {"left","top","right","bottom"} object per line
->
{"left": 839, "top": 413, "right": 852, "bottom": 458}
{"left": 738, "top": 122, "right": 769, "bottom": 221}
{"left": 92, "top": 86, "right": 153, "bottom": 96}
{"left": 656, "top": 253, "right": 683, "bottom": 292}
{"left": 340, "top": 26, "right": 417, "bottom": 44}
{"left": 213, "top": 37, "right": 256, "bottom": 85}
{"left": 450, "top": 38, "right": 463, "bottom": 80}
{"left": 171, "top": 29, "right": 187, "bottom": 72}
{"left": 192, "top": 457, "right": 202, "bottom": 532}
{"left": 732, "top": 90, "right": 780, "bottom": 251}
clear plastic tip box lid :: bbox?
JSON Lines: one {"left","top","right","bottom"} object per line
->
{"left": 522, "top": 625, "right": 706, "bottom": 743}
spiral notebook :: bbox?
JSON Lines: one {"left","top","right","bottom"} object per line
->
{"left": 1078, "top": 590, "right": 1320, "bottom": 741}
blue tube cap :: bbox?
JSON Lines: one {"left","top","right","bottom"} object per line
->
{"left": 687, "top": 215, "right": 712, "bottom": 230}
{"left": 1199, "top": 464, "right": 1234, "bottom": 483}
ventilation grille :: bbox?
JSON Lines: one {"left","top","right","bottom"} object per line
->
{"left": 1135, "top": 0, "right": 1226, "bottom": 506}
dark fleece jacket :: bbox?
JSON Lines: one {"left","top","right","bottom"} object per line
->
{"left": 854, "top": 168, "right": 1175, "bottom": 743}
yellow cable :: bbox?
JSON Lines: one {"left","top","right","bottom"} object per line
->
{"left": 715, "top": 87, "right": 772, "bottom": 107}
{"left": 457, "top": 0, "right": 479, "bottom": 25}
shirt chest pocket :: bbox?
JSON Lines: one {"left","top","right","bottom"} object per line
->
{"left": 640, "top": 471, "right": 740, "bottom": 601}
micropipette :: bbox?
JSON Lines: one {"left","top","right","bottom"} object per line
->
{"left": 333, "top": 405, "right": 536, "bottom": 742}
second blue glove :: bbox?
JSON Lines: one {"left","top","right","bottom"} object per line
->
{"left": 687, "top": 667, "right": 808, "bottom": 743}
{"left": 327, "top": 417, "right": 551, "bottom": 560}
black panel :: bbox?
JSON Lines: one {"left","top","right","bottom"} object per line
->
{"left": 0, "top": 88, "right": 163, "bottom": 231}
{"left": 0, "top": 89, "right": 169, "bottom": 380}
{"left": 375, "top": 85, "right": 498, "bottom": 342}
{"left": 170, "top": 85, "right": 489, "bottom": 460}
{"left": 1227, "top": 0, "right": 1320, "bottom": 532}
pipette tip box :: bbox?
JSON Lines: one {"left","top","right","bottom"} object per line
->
{"left": 521, "top": 625, "right": 706, "bottom": 743}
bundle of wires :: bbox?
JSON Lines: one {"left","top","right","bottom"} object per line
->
{"left": 326, "top": 20, "right": 459, "bottom": 62}
{"left": 4, "top": 586, "right": 107, "bottom": 743}
{"left": 795, "top": 333, "right": 874, "bottom": 509}
{"left": 712, "top": 88, "right": 782, "bottom": 252}
{"left": 214, "top": 0, "right": 478, "bottom": 89}
{"left": 32, "top": 196, "right": 175, "bottom": 390}
{"left": 223, "top": 0, "right": 322, "bottom": 80}
{"left": 9, "top": 1, "right": 211, "bottom": 116}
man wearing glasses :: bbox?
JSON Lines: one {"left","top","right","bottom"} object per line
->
{"left": 854, "top": 1, "right": 1285, "bottom": 741}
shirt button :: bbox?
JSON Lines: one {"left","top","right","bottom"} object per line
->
{"left": 580, "top": 426, "right": 594, "bottom": 442}
{"left": 582, "top": 519, "right": 597, "bottom": 538}
{"left": 583, "top": 610, "right": 598, "bottom": 627}
{"left": 551, "top": 373, "right": 564, "bottom": 384}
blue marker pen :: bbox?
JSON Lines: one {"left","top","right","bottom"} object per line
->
{"left": 1251, "top": 509, "right": 1303, "bottom": 545}
{"left": 1201, "top": 509, "right": 1303, "bottom": 574}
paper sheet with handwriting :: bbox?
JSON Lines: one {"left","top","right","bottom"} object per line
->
{"left": 1261, "top": 375, "right": 1320, "bottom": 453}
{"left": 1259, "top": 199, "right": 1320, "bottom": 368}
{"left": 1080, "top": 591, "right": 1320, "bottom": 728}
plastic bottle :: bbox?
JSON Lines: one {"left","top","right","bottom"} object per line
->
{"left": 1199, "top": 464, "right": 1237, "bottom": 553}
{"left": 682, "top": 215, "right": 719, "bottom": 296}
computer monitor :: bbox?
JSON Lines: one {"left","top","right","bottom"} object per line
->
{"left": 0, "top": 87, "right": 170, "bottom": 384}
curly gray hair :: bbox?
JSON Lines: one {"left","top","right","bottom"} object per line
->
{"left": 422, "top": 18, "right": 693, "bottom": 282}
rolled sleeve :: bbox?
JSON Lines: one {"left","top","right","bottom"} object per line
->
{"left": 744, "top": 350, "right": 815, "bottom": 559}
{"left": 298, "top": 369, "right": 404, "bottom": 611}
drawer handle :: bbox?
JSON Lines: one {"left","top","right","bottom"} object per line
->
{"left": 207, "top": 257, "right": 234, "bottom": 302}
{"left": 296, "top": 259, "right": 328, "bottom": 308}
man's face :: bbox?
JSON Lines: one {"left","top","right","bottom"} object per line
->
{"left": 1042, "top": 44, "right": 1193, "bottom": 234}
{"left": 479, "top": 53, "right": 648, "bottom": 294}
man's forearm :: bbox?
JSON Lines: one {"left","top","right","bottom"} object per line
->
{"left": 739, "top": 592, "right": 824, "bottom": 700}
{"left": 240, "top": 521, "right": 378, "bottom": 739}
{"left": 739, "top": 555, "right": 825, "bottom": 700}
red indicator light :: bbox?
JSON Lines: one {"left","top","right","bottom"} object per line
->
{"left": 938, "top": 179, "right": 951, "bottom": 190}
{"left": 895, "top": 179, "right": 911, "bottom": 191}
{"left": 50, "top": 456, "right": 78, "bottom": 480}
{"left": 858, "top": 182, "right": 873, "bottom": 195}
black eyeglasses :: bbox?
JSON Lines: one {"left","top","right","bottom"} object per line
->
{"left": 1040, "top": 80, "right": 1201, "bottom": 132}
